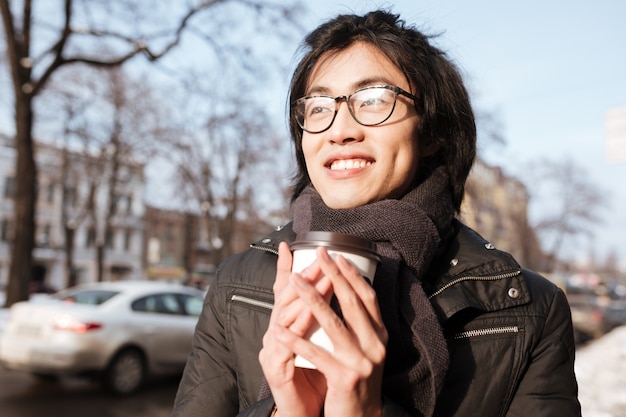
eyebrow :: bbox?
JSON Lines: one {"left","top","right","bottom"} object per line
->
{"left": 306, "top": 76, "right": 398, "bottom": 96}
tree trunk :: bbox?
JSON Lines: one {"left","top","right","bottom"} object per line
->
{"left": 5, "top": 94, "right": 37, "bottom": 306}
{"left": 64, "top": 226, "right": 77, "bottom": 288}
{"left": 96, "top": 244, "right": 105, "bottom": 282}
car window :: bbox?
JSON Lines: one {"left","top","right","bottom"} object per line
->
{"left": 132, "top": 293, "right": 183, "bottom": 315}
{"left": 58, "top": 290, "right": 119, "bottom": 305}
{"left": 180, "top": 294, "right": 203, "bottom": 317}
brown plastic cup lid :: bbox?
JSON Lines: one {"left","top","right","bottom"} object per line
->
{"left": 291, "top": 231, "right": 380, "bottom": 262}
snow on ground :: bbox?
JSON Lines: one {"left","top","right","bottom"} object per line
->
{"left": 576, "top": 326, "right": 626, "bottom": 417}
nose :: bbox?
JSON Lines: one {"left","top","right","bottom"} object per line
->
{"left": 327, "top": 101, "right": 363, "bottom": 144}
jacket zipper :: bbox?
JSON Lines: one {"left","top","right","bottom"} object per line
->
{"left": 454, "top": 325, "right": 519, "bottom": 340}
{"left": 230, "top": 243, "right": 280, "bottom": 310}
{"left": 428, "top": 270, "right": 521, "bottom": 300}
{"left": 249, "top": 241, "right": 279, "bottom": 255}
{"left": 231, "top": 294, "right": 273, "bottom": 311}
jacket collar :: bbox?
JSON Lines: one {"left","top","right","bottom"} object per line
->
{"left": 250, "top": 223, "right": 296, "bottom": 255}
{"left": 426, "top": 220, "right": 529, "bottom": 321}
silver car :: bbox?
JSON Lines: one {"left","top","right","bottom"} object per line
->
{"left": 0, "top": 280, "right": 204, "bottom": 395}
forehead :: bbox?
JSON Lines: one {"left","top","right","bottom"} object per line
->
{"left": 306, "top": 42, "right": 409, "bottom": 94}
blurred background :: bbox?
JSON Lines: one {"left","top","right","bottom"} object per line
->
{"left": 1, "top": 1, "right": 625, "bottom": 416}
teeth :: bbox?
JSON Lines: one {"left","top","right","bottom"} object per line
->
{"left": 330, "top": 159, "right": 371, "bottom": 170}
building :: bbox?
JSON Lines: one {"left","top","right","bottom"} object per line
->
{"left": 0, "top": 133, "right": 145, "bottom": 291}
{"left": 460, "top": 157, "right": 543, "bottom": 269}
{"left": 143, "top": 206, "right": 215, "bottom": 288}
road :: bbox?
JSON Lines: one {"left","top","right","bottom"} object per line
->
{"left": 0, "top": 367, "right": 179, "bottom": 417}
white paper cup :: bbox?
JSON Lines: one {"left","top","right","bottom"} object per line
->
{"left": 290, "top": 231, "right": 380, "bottom": 369}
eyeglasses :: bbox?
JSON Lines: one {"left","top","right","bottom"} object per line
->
{"left": 293, "top": 85, "right": 418, "bottom": 134}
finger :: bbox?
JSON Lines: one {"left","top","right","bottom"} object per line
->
{"left": 274, "top": 263, "right": 326, "bottom": 324}
{"left": 275, "top": 244, "right": 326, "bottom": 307}
{"left": 274, "top": 241, "right": 294, "bottom": 294}
{"left": 259, "top": 323, "right": 298, "bottom": 386}
{"left": 334, "top": 254, "right": 385, "bottom": 332}
{"left": 280, "top": 276, "right": 367, "bottom": 376}
{"left": 290, "top": 272, "right": 353, "bottom": 350}
{"left": 315, "top": 249, "right": 387, "bottom": 356}
{"left": 272, "top": 242, "right": 309, "bottom": 325}
{"left": 316, "top": 247, "right": 383, "bottom": 328}
{"left": 273, "top": 316, "right": 337, "bottom": 371}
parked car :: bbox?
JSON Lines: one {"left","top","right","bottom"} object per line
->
{"left": 0, "top": 280, "right": 204, "bottom": 395}
{"left": 567, "top": 292, "right": 626, "bottom": 344}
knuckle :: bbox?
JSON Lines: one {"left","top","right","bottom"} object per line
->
{"left": 369, "top": 342, "right": 387, "bottom": 365}
{"left": 341, "top": 292, "right": 360, "bottom": 309}
{"left": 341, "top": 369, "right": 361, "bottom": 388}
{"left": 326, "top": 313, "right": 345, "bottom": 332}
{"left": 361, "top": 286, "right": 377, "bottom": 303}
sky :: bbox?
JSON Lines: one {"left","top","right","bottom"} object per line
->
{"left": 297, "top": 0, "right": 626, "bottom": 270}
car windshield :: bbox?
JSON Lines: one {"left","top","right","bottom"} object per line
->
{"left": 55, "top": 289, "right": 120, "bottom": 305}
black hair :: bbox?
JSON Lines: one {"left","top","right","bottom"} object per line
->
{"left": 288, "top": 10, "right": 476, "bottom": 212}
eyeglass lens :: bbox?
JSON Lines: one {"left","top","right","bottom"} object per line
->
{"left": 296, "top": 86, "right": 399, "bottom": 133}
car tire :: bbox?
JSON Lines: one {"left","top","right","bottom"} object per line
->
{"left": 102, "top": 347, "right": 146, "bottom": 395}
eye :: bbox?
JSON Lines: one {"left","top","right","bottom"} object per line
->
{"left": 305, "top": 98, "right": 334, "bottom": 118}
{"left": 360, "top": 96, "right": 385, "bottom": 107}
{"left": 356, "top": 90, "right": 392, "bottom": 112}
{"left": 310, "top": 105, "right": 330, "bottom": 115}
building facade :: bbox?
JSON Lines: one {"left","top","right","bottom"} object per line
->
{"left": 0, "top": 134, "right": 145, "bottom": 291}
{"left": 460, "top": 157, "right": 543, "bottom": 269}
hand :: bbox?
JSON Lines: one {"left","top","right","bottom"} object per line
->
{"left": 259, "top": 242, "right": 329, "bottom": 417}
{"left": 277, "top": 247, "right": 388, "bottom": 417}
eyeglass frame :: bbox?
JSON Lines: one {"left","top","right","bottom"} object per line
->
{"left": 293, "top": 84, "right": 419, "bottom": 134}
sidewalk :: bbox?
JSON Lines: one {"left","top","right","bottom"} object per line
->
{"left": 576, "top": 326, "right": 626, "bottom": 417}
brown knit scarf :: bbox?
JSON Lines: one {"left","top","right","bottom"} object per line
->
{"left": 260, "top": 166, "right": 454, "bottom": 417}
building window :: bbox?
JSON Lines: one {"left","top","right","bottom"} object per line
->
{"left": 64, "top": 186, "right": 78, "bottom": 207}
{"left": 39, "top": 224, "right": 51, "bottom": 246}
{"left": 3, "top": 176, "right": 15, "bottom": 198}
{"left": 124, "top": 229, "right": 132, "bottom": 252}
{"left": 126, "top": 195, "right": 133, "bottom": 214}
{"left": 106, "top": 230, "right": 114, "bottom": 250}
{"left": 110, "top": 194, "right": 119, "bottom": 216}
{"left": 45, "top": 183, "right": 55, "bottom": 203}
{"left": 86, "top": 228, "right": 96, "bottom": 248}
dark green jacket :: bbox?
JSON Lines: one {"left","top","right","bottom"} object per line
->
{"left": 171, "top": 221, "right": 581, "bottom": 417}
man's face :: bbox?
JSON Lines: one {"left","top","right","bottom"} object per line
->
{"left": 301, "top": 42, "right": 422, "bottom": 209}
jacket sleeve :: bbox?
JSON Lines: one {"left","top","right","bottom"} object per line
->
{"left": 171, "top": 277, "right": 239, "bottom": 417}
{"left": 506, "top": 286, "right": 582, "bottom": 417}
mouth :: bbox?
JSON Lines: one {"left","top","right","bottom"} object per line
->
{"left": 329, "top": 158, "right": 373, "bottom": 170}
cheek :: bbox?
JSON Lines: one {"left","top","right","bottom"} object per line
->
{"left": 301, "top": 136, "right": 321, "bottom": 180}
{"left": 301, "top": 139, "right": 314, "bottom": 167}
{"left": 390, "top": 134, "right": 420, "bottom": 187}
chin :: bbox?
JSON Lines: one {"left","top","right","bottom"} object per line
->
{"left": 321, "top": 195, "right": 371, "bottom": 209}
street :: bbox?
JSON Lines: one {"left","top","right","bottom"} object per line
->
{"left": 0, "top": 367, "right": 179, "bottom": 417}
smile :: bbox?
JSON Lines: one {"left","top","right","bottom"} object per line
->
{"left": 329, "top": 159, "right": 372, "bottom": 170}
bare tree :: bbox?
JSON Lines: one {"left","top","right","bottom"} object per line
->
{"left": 0, "top": 0, "right": 303, "bottom": 306}
{"left": 172, "top": 91, "right": 289, "bottom": 265}
{"left": 40, "top": 64, "right": 183, "bottom": 285}
{"left": 526, "top": 157, "right": 609, "bottom": 272}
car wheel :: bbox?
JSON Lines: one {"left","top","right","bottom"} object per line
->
{"left": 102, "top": 348, "right": 146, "bottom": 395}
